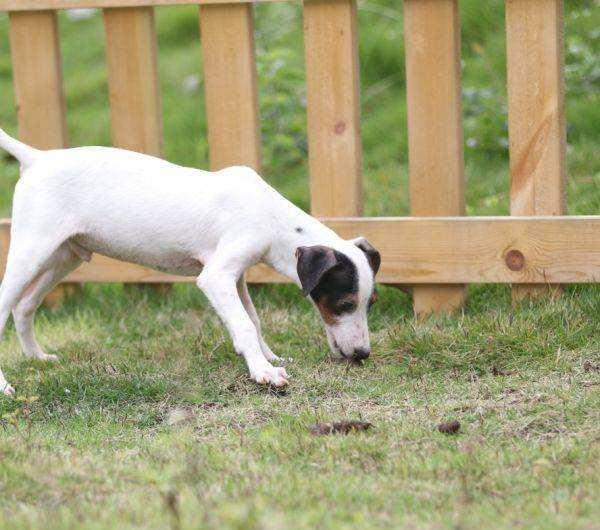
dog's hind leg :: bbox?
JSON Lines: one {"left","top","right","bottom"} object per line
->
{"left": 0, "top": 237, "right": 67, "bottom": 395}
{"left": 12, "top": 243, "right": 82, "bottom": 362}
{"left": 236, "top": 278, "right": 283, "bottom": 363}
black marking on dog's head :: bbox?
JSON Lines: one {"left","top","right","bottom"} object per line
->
{"left": 295, "top": 226, "right": 304, "bottom": 233}
{"left": 296, "top": 246, "right": 338, "bottom": 296}
{"left": 353, "top": 237, "right": 381, "bottom": 276}
{"left": 296, "top": 245, "right": 359, "bottom": 325}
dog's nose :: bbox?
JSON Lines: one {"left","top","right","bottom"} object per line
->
{"left": 352, "top": 347, "right": 370, "bottom": 360}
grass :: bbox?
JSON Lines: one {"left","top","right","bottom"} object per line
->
{"left": 0, "top": 1, "right": 598, "bottom": 529}
{"left": 0, "top": 284, "right": 598, "bottom": 529}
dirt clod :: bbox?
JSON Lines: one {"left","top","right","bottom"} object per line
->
{"left": 583, "top": 360, "right": 598, "bottom": 373}
{"left": 267, "top": 385, "right": 289, "bottom": 397}
{"left": 437, "top": 420, "right": 461, "bottom": 434}
{"left": 310, "top": 420, "right": 373, "bottom": 436}
{"left": 492, "top": 365, "right": 515, "bottom": 377}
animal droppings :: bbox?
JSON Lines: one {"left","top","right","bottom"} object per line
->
{"left": 437, "top": 420, "right": 461, "bottom": 434}
{"left": 310, "top": 420, "right": 373, "bottom": 436}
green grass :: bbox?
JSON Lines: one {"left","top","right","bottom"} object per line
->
{"left": 0, "top": 284, "right": 598, "bottom": 529}
{"left": 0, "top": 1, "right": 598, "bottom": 529}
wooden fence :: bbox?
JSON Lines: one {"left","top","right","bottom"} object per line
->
{"left": 0, "top": 0, "right": 598, "bottom": 315}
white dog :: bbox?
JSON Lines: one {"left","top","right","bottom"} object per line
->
{"left": 0, "top": 129, "right": 380, "bottom": 395}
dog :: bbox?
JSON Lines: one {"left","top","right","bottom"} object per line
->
{"left": 0, "top": 128, "right": 380, "bottom": 395}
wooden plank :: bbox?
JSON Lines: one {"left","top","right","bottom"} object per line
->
{"left": 199, "top": 2, "right": 261, "bottom": 171}
{"left": 0, "top": 0, "right": 283, "bottom": 10}
{"left": 9, "top": 11, "right": 67, "bottom": 150}
{"left": 9, "top": 10, "right": 74, "bottom": 308}
{"left": 303, "top": 0, "right": 362, "bottom": 217}
{"left": 506, "top": 0, "right": 566, "bottom": 301}
{"left": 403, "top": 0, "right": 466, "bottom": 315}
{"left": 104, "top": 6, "right": 171, "bottom": 293}
{"left": 104, "top": 7, "right": 162, "bottom": 156}
{"left": 1, "top": 217, "right": 598, "bottom": 285}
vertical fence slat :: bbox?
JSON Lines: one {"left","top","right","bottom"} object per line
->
{"left": 9, "top": 11, "right": 67, "bottom": 149}
{"left": 303, "top": 0, "right": 362, "bottom": 217}
{"left": 104, "top": 7, "right": 168, "bottom": 293}
{"left": 9, "top": 10, "right": 74, "bottom": 308}
{"left": 199, "top": 3, "right": 261, "bottom": 171}
{"left": 403, "top": 0, "right": 466, "bottom": 316}
{"left": 506, "top": 0, "right": 566, "bottom": 301}
{"left": 104, "top": 7, "right": 163, "bottom": 156}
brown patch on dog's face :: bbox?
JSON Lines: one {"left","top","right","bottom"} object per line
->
{"left": 315, "top": 293, "right": 359, "bottom": 325}
{"left": 309, "top": 252, "right": 359, "bottom": 325}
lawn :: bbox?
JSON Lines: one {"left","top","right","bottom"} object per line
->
{"left": 0, "top": 1, "right": 599, "bottom": 529}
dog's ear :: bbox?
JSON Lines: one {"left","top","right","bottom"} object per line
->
{"left": 351, "top": 237, "right": 381, "bottom": 276}
{"left": 295, "top": 245, "right": 340, "bottom": 296}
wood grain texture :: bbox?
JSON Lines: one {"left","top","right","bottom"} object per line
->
{"left": 403, "top": 0, "right": 466, "bottom": 315}
{"left": 9, "top": 10, "right": 67, "bottom": 149}
{"left": 9, "top": 10, "right": 74, "bottom": 307}
{"left": 0, "top": 0, "right": 281, "bottom": 10}
{"left": 1, "top": 217, "right": 598, "bottom": 284}
{"left": 303, "top": 0, "right": 362, "bottom": 216}
{"left": 506, "top": 0, "right": 566, "bottom": 301}
{"left": 199, "top": 3, "right": 261, "bottom": 171}
{"left": 104, "top": 7, "right": 163, "bottom": 155}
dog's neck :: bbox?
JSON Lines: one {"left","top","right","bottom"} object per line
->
{"left": 264, "top": 205, "right": 347, "bottom": 288}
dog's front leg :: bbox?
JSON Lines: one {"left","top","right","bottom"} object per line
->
{"left": 197, "top": 252, "right": 289, "bottom": 387}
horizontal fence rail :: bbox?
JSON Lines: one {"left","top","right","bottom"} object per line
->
{"left": 1, "top": 217, "right": 598, "bottom": 284}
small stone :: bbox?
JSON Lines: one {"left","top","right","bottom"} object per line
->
{"left": 182, "top": 74, "right": 200, "bottom": 93}
{"left": 166, "top": 408, "right": 194, "bottom": 426}
{"left": 437, "top": 420, "right": 461, "bottom": 434}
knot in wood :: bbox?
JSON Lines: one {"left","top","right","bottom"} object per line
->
{"left": 334, "top": 121, "right": 346, "bottom": 135}
{"left": 505, "top": 249, "right": 525, "bottom": 271}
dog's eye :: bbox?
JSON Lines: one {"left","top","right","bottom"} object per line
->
{"left": 337, "top": 300, "right": 356, "bottom": 313}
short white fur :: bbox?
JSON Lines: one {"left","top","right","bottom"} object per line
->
{"left": 0, "top": 128, "right": 376, "bottom": 395}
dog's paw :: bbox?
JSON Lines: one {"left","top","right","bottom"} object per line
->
{"left": 25, "top": 350, "right": 58, "bottom": 362}
{"left": 251, "top": 365, "right": 290, "bottom": 387}
{"left": 2, "top": 383, "right": 15, "bottom": 396}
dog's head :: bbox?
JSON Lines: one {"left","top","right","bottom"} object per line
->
{"left": 296, "top": 237, "right": 380, "bottom": 361}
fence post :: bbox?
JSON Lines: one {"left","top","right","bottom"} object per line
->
{"left": 303, "top": 0, "right": 362, "bottom": 217}
{"left": 403, "top": 0, "right": 466, "bottom": 316}
{"left": 8, "top": 10, "right": 76, "bottom": 309}
{"left": 103, "top": 6, "right": 169, "bottom": 293}
{"left": 199, "top": 2, "right": 261, "bottom": 172}
{"left": 506, "top": 0, "right": 566, "bottom": 301}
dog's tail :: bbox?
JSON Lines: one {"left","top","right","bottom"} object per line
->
{"left": 0, "top": 127, "right": 40, "bottom": 168}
